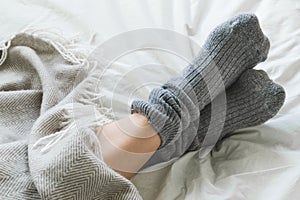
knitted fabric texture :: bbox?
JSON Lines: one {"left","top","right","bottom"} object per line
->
{"left": 0, "top": 33, "right": 142, "bottom": 199}
{"left": 142, "top": 69, "right": 285, "bottom": 168}
{"left": 187, "top": 69, "right": 285, "bottom": 152}
{"left": 131, "top": 14, "right": 270, "bottom": 162}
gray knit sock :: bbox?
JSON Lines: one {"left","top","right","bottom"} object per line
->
{"left": 131, "top": 13, "right": 270, "bottom": 156}
{"left": 187, "top": 69, "right": 286, "bottom": 152}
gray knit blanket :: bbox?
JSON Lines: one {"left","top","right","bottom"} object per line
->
{"left": 0, "top": 32, "right": 142, "bottom": 199}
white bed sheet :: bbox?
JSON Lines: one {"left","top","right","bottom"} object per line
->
{"left": 1, "top": 0, "right": 300, "bottom": 199}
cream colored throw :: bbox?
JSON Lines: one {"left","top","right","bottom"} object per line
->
{"left": 0, "top": 32, "right": 142, "bottom": 199}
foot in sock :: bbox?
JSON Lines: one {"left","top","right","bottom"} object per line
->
{"left": 140, "top": 69, "right": 285, "bottom": 168}
{"left": 187, "top": 69, "right": 286, "bottom": 152}
{"left": 131, "top": 13, "right": 270, "bottom": 157}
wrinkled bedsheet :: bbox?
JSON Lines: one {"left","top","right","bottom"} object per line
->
{"left": 1, "top": 0, "right": 300, "bottom": 199}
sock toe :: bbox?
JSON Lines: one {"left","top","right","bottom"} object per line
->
{"left": 229, "top": 13, "right": 262, "bottom": 39}
{"left": 229, "top": 13, "right": 270, "bottom": 64}
{"left": 187, "top": 69, "right": 286, "bottom": 152}
{"left": 241, "top": 69, "right": 286, "bottom": 118}
{"left": 236, "top": 69, "right": 286, "bottom": 122}
{"left": 262, "top": 81, "right": 286, "bottom": 119}
{"left": 229, "top": 13, "right": 259, "bottom": 28}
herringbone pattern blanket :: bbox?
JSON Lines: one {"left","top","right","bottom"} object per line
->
{"left": 0, "top": 32, "right": 142, "bottom": 199}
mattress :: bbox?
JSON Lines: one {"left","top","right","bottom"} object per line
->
{"left": 1, "top": 0, "right": 300, "bottom": 199}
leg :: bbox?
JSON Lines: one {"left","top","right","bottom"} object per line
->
{"left": 97, "top": 69, "right": 285, "bottom": 178}
{"left": 96, "top": 14, "right": 282, "bottom": 178}
{"left": 131, "top": 13, "right": 270, "bottom": 161}
{"left": 96, "top": 113, "right": 161, "bottom": 179}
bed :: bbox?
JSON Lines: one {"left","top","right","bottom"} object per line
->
{"left": 1, "top": 0, "right": 300, "bottom": 199}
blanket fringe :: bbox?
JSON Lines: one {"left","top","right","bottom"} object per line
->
{"left": 0, "top": 40, "right": 11, "bottom": 66}
{"left": 3, "top": 28, "right": 116, "bottom": 153}
{"left": 1, "top": 28, "right": 91, "bottom": 66}
{"left": 23, "top": 28, "right": 116, "bottom": 127}
{"left": 32, "top": 103, "right": 114, "bottom": 154}
{"left": 22, "top": 28, "right": 90, "bottom": 65}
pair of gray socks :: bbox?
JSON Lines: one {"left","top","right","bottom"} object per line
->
{"left": 131, "top": 14, "right": 285, "bottom": 165}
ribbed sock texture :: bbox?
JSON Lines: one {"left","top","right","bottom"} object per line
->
{"left": 131, "top": 13, "right": 270, "bottom": 154}
{"left": 187, "top": 69, "right": 286, "bottom": 152}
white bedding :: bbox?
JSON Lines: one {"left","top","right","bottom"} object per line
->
{"left": 1, "top": 0, "right": 300, "bottom": 199}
